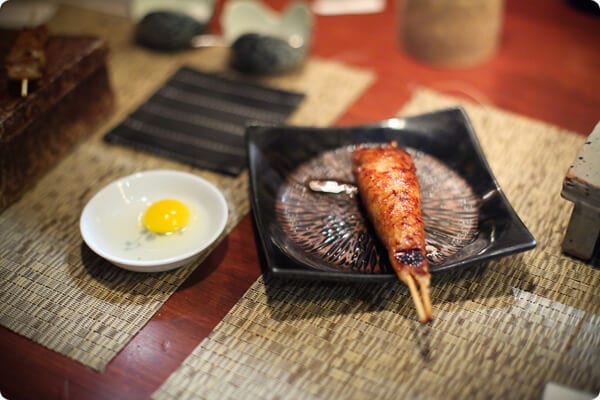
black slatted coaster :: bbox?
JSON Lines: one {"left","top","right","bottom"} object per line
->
{"left": 105, "top": 67, "right": 305, "bottom": 175}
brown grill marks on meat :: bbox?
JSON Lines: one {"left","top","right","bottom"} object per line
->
{"left": 352, "top": 142, "right": 433, "bottom": 323}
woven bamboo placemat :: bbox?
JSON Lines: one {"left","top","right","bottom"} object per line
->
{"left": 0, "top": 6, "right": 374, "bottom": 371}
{"left": 153, "top": 89, "right": 599, "bottom": 400}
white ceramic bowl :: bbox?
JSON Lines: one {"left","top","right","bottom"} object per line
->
{"left": 221, "top": 0, "right": 313, "bottom": 45}
{"left": 0, "top": 1, "right": 57, "bottom": 29}
{"left": 80, "top": 170, "right": 228, "bottom": 273}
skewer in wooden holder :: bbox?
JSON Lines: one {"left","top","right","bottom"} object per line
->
{"left": 398, "top": 0, "right": 504, "bottom": 68}
{"left": 561, "top": 122, "right": 600, "bottom": 260}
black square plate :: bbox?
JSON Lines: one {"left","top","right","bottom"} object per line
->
{"left": 247, "top": 108, "right": 536, "bottom": 281}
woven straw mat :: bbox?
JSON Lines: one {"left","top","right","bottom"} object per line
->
{"left": 153, "top": 89, "right": 599, "bottom": 400}
{"left": 0, "top": 5, "right": 375, "bottom": 371}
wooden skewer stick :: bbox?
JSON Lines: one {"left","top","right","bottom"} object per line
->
{"left": 399, "top": 270, "right": 431, "bottom": 323}
{"left": 416, "top": 274, "right": 433, "bottom": 320}
{"left": 21, "top": 79, "right": 28, "bottom": 97}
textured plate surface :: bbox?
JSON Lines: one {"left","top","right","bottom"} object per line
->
{"left": 247, "top": 108, "right": 536, "bottom": 280}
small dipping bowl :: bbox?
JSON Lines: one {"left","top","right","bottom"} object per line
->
{"left": 80, "top": 170, "right": 228, "bottom": 273}
{"left": 130, "top": 0, "right": 216, "bottom": 50}
{"left": 129, "top": 0, "right": 216, "bottom": 24}
{"left": 222, "top": 0, "right": 313, "bottom": 73}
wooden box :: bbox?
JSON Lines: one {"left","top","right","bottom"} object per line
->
{"left": 561, "top": 122, "right": 600, "bottom": 260}
{"left": 0, "top": 34, "right": 114, "bottom": 212}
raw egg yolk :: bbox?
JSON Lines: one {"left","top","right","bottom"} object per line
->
{"left": 142, "top": 199, "right": 190, "bottom": 234}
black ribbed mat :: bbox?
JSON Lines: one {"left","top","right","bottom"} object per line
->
{"left": 105, "top": 67, "right": 305, "bottom": 175}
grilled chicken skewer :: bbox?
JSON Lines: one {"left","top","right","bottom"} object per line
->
{"left": 352, "top": 142, "right": 433, "bottom": 323}
{"left": 6, "top": 26, "right": 48, "bottom": 97}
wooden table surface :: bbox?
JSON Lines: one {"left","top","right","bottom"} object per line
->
{"left": 1, "top": 1, "right": 599, "bottom": 399}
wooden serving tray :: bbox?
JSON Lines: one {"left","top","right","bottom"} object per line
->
{"left": 0, "top": 33, "right": 114, "bottom": 212}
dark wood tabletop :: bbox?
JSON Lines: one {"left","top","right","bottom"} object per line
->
{"left": 1, "top": 1, "right": 599, "bottom": 399}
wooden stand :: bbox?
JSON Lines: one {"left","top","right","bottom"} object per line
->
{"left": 561, "top": 122, "right": 600, "bottom": 260}
{"left": 0, "top": 35, "right": 114, "bottom": 212}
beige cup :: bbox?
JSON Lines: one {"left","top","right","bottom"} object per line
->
{"left": 398, "top": 0, "right": 504, "bottom": 67}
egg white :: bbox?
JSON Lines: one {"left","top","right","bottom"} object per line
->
{"left": 93, "top": 196, "right": 212, "bottom": 262}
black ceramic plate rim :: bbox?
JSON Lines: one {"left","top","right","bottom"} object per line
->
{"left": 247, "top": 107, "right": 537, "bottom": 281}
